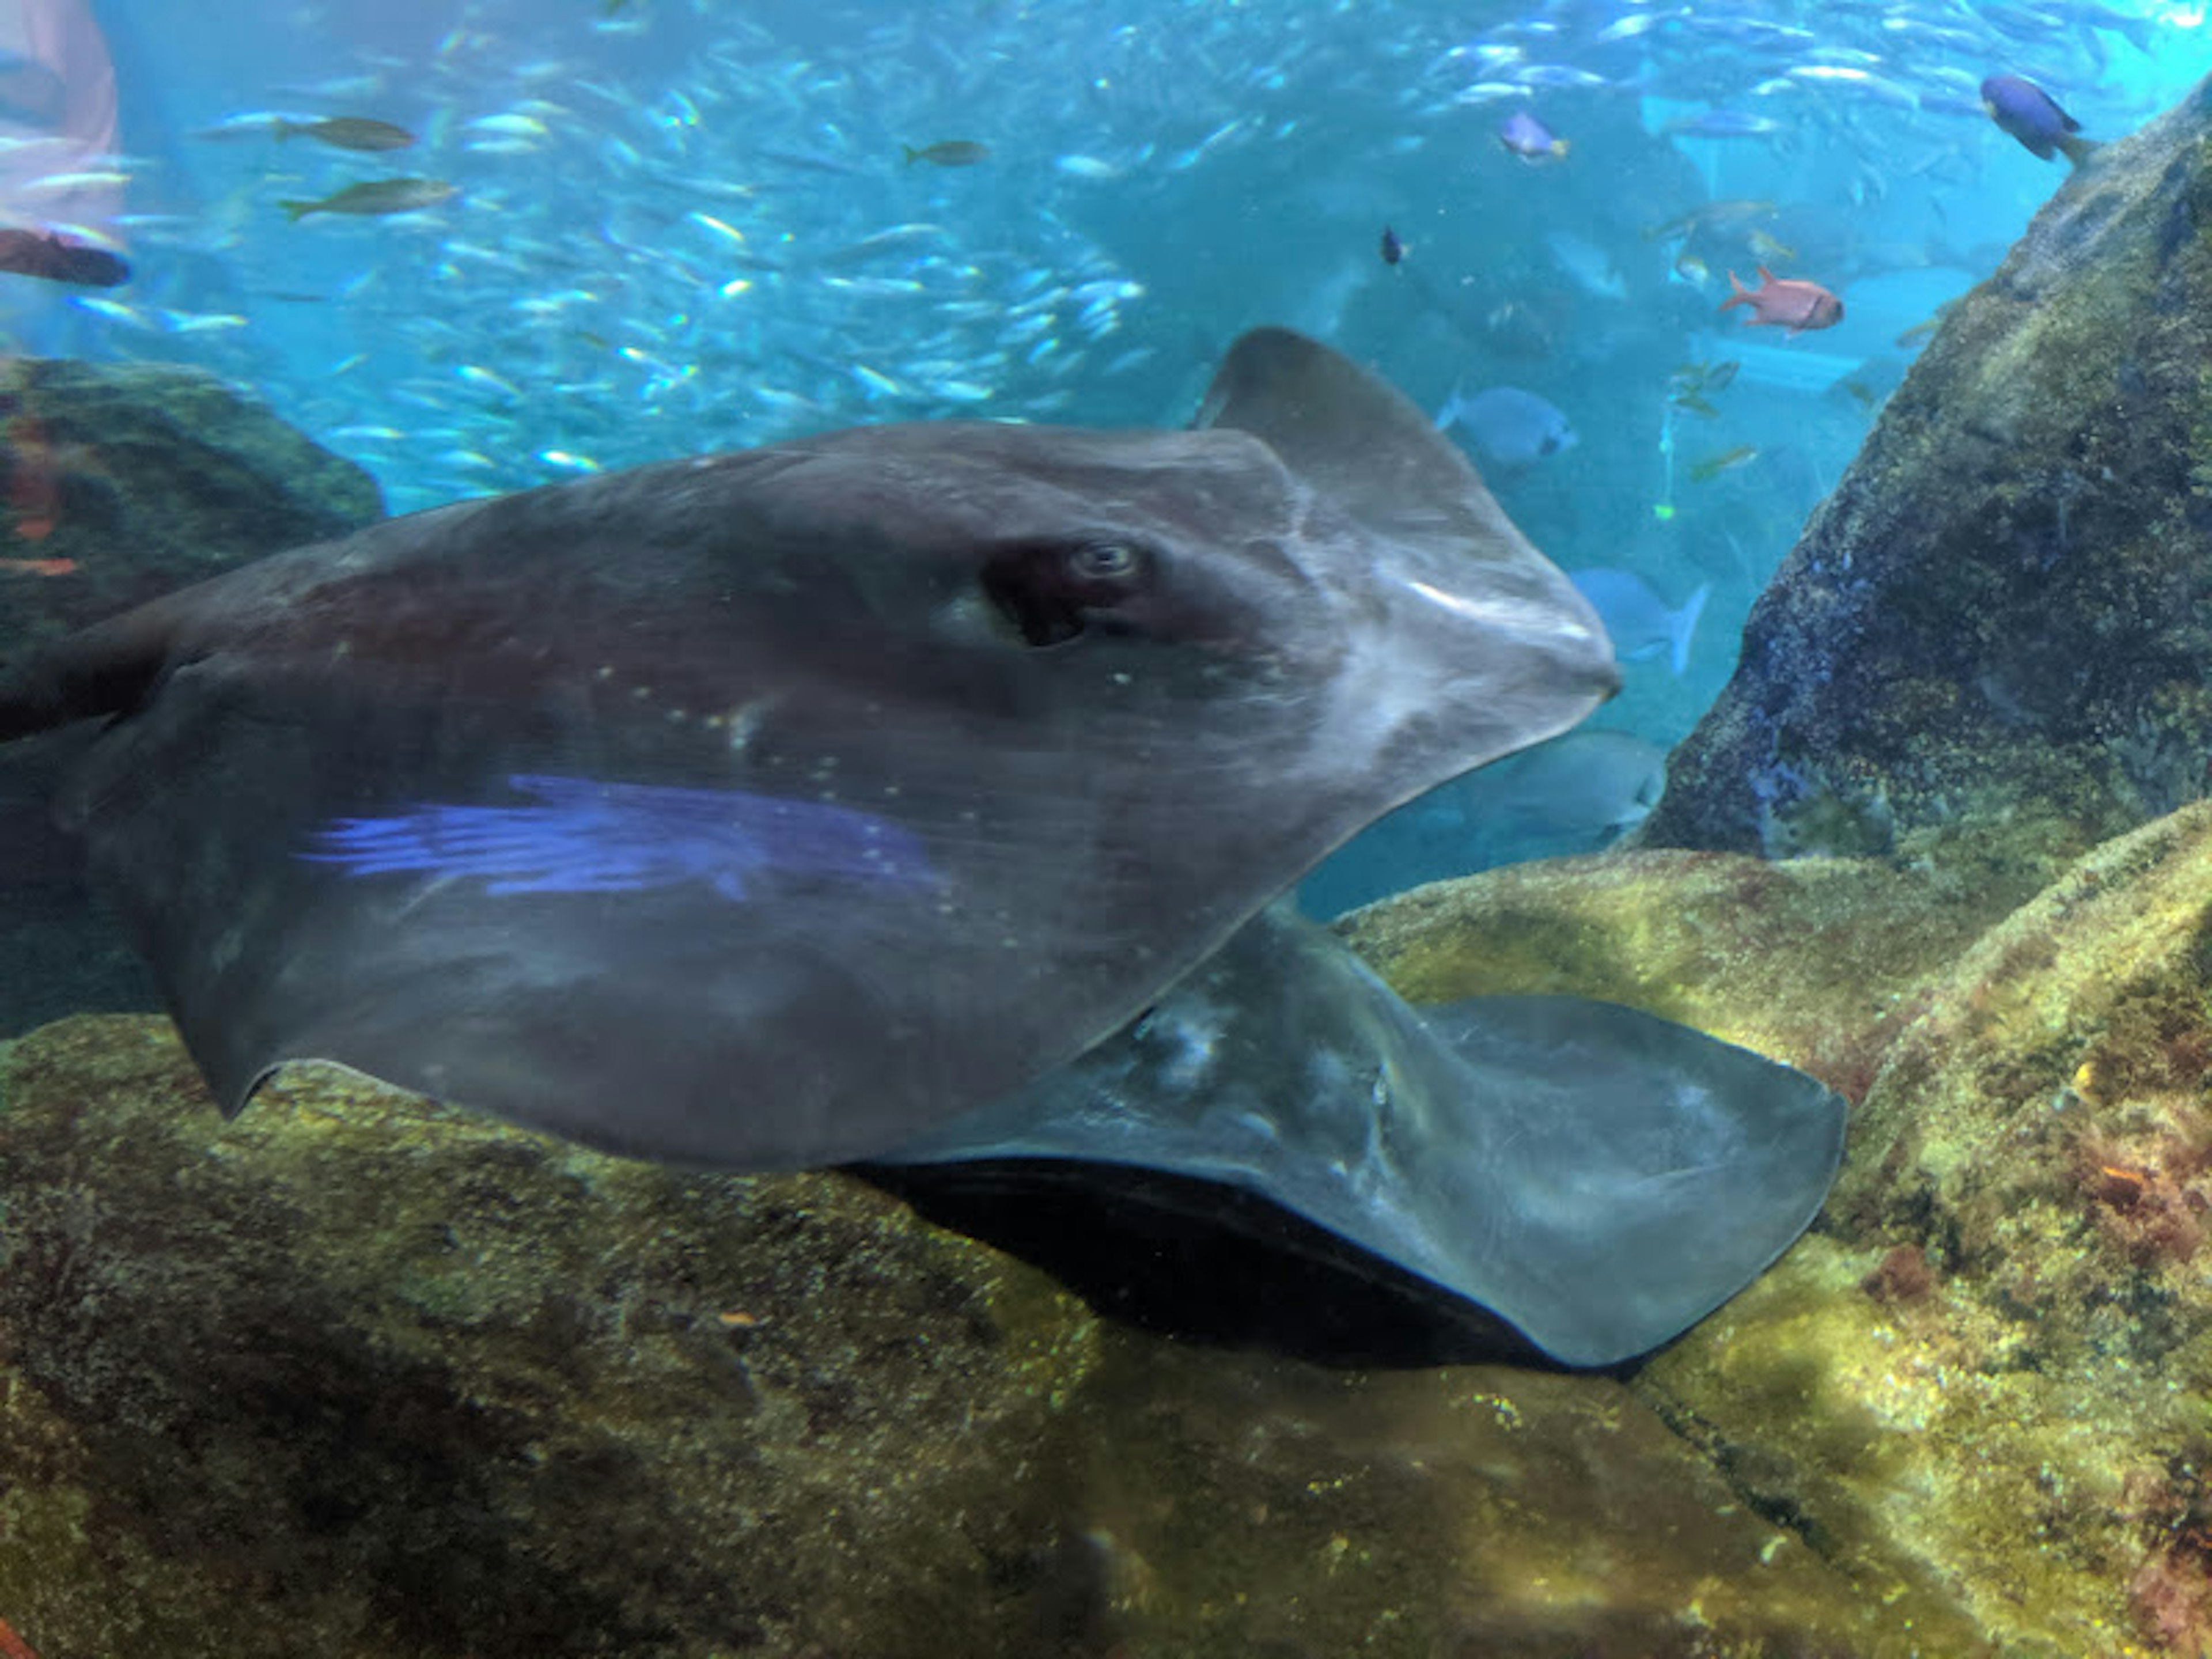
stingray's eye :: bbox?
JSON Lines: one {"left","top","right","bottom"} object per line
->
{"left": 980, "top": 535, "right": 1157, "bottom": 647}
{"left": 1068, "top": 538, "right": 1142, "bottom": 583}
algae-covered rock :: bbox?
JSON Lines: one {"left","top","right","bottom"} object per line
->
{"left": 0, "top": 1010, "right": 1940, "bottom": 1657}
{"left": 0, "top": 357, "right": 385, "bottom": 1038}
{"left": 1628, "top": 802, "right": 2212, "bottom": 1657}
{"left": 1642, "top": 77, "right": 2212, "bottom": 881}
{"left": 1350, "top": 827, "right": 2212, "bottom": 1656}
{"left": 1339, "top": 847, "right": 2001, "bottom": 1102}
{"left": 0, "top": 1017, "right": 1105, "bottom": 1659}
{"left": 0, "top": 357, "right": 382, "bottom": 659}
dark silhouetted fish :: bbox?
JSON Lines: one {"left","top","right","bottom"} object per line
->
{"left": 271, "top": 115, "right": 416, "bottom": 151}
{"left": 278, "top": 177, "right": 457, "bottom": 221}
{"left": 902, "top": 139, "right": 989, "bottom": 166}
{"left": 0, "top": 229, "right": 127, "bottom": 287}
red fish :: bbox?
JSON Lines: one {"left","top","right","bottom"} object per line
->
{"left": 1719, "top": 267, "right": 1842, "bottom": 337}
{"left": 3, "top": 407, "right": 59, "bottom": 539}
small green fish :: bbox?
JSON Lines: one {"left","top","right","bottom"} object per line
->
{"left": 903, "top": 140, "right": 990, "bottom": 168}
{"left": 279, "top": 177, "right": 457, "bottom": 222}
{"left": 1688, "top": 444, "right": 1761, "bottom": 483}
{"left": 271, "top": 116, "right": 415, "bottom": 152}
{"left": 1747, "top": 229, "right": 1797, "bottom": 264}
{"left": 1669, "top": 391, "right": 1720, "bottom": 419}
{"left": 1643, "top": 199, "right": 1777, "bottom": 243}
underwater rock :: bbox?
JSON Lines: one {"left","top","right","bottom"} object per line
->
{"left": 1355, "top": 832, "right": 2212, "bottom": 1654}
{"left": 0, "top": 357, "right": 384, "bottom": 1036}
{"left": 1633, "top": 801, "right": 2212, "bottom": 1656}
{"left": 1642, "top": 76, "right": 2212, "bottom": 880}
{"left": 0, "top": 1007, "right": 1929, "bottom": 1658}
{"left": 1339, "top": 846, "right": 2002, "bottom": 1104}
{"left": 0, "top": 357, "right": 382, "bottom": 660}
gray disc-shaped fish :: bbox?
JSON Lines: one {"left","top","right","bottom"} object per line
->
{"left": 0, "top": 328, "right": 1615, "bottom": 1169}
{"left": 884, "top": 905, "right": 1846, "bottom": 1369}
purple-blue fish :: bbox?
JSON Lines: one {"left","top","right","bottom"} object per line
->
{"left": 1981, "top": 74, "right": 2096, "bottom": 168}
{"left": 1498, "top": 110, "right": 1567, "bottom": 164}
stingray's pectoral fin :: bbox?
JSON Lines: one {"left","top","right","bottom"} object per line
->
{"left": 1410, "top": 995, "right": 1846, "bottom": 1366}
{"left": 879, "top": 908, "right": 1843, "bottom": 1369}
{"left": 0, "top": 604, "right": 181, "bottom": 741}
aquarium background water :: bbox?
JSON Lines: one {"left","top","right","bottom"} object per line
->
{"left": 5, "top": 0, "right": 2203, "bottom": 921}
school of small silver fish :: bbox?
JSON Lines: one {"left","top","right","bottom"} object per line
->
{"left": 20, "top": 0, "right": 2173, "bottom": 525}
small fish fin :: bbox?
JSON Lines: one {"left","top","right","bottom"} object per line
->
{"left": 278, "top": 199, "right": 316, "bottom": 222}
{"left": 1755, "top": 264, "right": 1775, "bottom": 283}
{"left": 1718, "top": 270, "right": 1748, "bottom": 311}
{"left": 902, "top": 144, "right": 920, "bottom": 165}
{"left": 1433, "top": 382, "right": 1465, "bottom": 433}
{"left": 2058, "top": 134, "right": 2100, "bottom": 169}
{"left": 271, "top": 118, "right": 296, "bottom": 141}
{"left": 1669, "top": 584, "right": 1709, "bottom": 677}
{"left": 1552, "top": 138, "right": 1571, "bottom": 159}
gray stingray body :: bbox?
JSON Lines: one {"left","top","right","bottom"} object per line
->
{"left": 0, "top": 327, "right": 1842, "bottom": 1363}
{"left": 0, "top": 328, "right": 1613, "bottom": 1169}
{"left": 886, "top": 906, "right": 1846, "bottom": 1368}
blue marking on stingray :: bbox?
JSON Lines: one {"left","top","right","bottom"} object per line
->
{"left": 300, "top": 773, "right": 935, "bottom": 899}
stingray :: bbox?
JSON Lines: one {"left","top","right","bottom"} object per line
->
{"left": 881, "top": 905, "right": 1846, "bottom": 1368}
{"left": 0, "top": 328, "right": 1843, "bottom": 1362}
{"left": 0, "top": 327, "right": 1616, "bottom": 1168}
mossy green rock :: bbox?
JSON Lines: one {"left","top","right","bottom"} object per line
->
{"left": 0, "top": 357, "right": 382, "bottom": 660}
{"left": 1626, "top": 806, "right": 2212, "bottom": 1657}
{"left": 0, "top": 1006, "right": 1929, "bottom": 1657}
{"left": 1642, "top": 78, "right": 2212, "bottom": 884}
{"left": 1355, "top": 825, "right": 2212, "bottom": 1656}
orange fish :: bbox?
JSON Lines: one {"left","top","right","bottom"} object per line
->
{"left": 0, "top": 557, "right": 73, "bottom": 575}
{"left": 1719, "top": 266, "right": 1843, "bottom": 337}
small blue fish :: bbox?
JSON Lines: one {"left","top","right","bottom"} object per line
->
{"left": 1982, "top": 74, "right": 2096, "bottom": 167}
{"left": 1498, "top": 110, "right": 1568, "bottom": 164}
{"left": 1569, "top": 569, "right": 1709, "bottom": 676}
{"left": 1435, "top": 385, "right": 1576, "bottom": 469}
{"left": 1442, "top": 729, "right": 1669, "bottom": 849}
